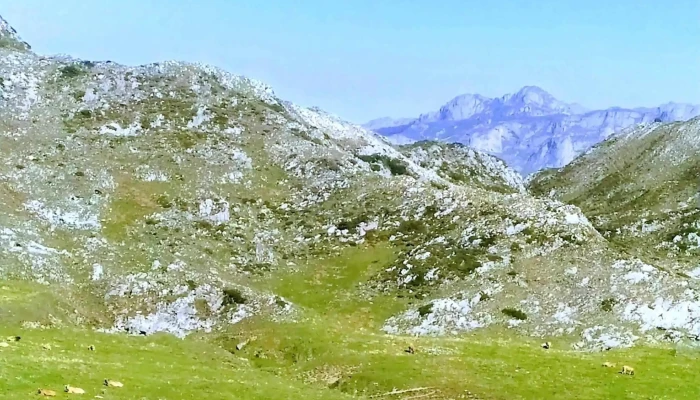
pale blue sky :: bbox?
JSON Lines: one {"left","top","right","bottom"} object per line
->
{"left": 1, "top": 0, "right": 699, "bottom": 123}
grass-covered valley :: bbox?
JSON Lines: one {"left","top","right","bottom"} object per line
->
{"left": 2, "top": 13, "right": 700, "bottom": 399}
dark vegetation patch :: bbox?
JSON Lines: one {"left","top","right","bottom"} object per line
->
{"left": 501, "top": 308, "right": 527, "bottom": 320}
{"left": 59, "top": 64, "right": 86, "bottom": 79}
{"left": 417, "top": 302, "right": 434, "bottom": 317}
{"left": 357, "top": 153, "right": 409, "bottom": 176}
{"left": 222, "top": 288, "right": 247, "bottom": 306}
{"left": 290, "top": 128, "right": 323, "bottom": 145}
{"left": 600, "top": 298, "right": 618, "bottom": 312}
{"left": 0, "top": 37, "right": 30, "bottom": 51}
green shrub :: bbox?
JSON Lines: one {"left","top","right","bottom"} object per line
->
{"left": 417, "top": 302, "right": 434, "bottom": 317}
{"left": 600, "top": 298, "right": 618, "bottom": 312}
{"left": 397, "top": 220, "right": 426, "bottom": 235}
{"left": 479, "top": 235, "right": 497, "bottom": 248}
{"left": 72, "top": 90, "right": 86, "bottom": 101}
{"left": 59, "top": 65, "right": 85, "bottom": 79}
{"left": 357, "top": 153, "right": 409, "bottom": 176}
{"left": 430, "top": 181, "right": 449, "bottom": 190}
{"left": 501, "top": 308, "right": 527, "bottom": 320}
{"left": 384, "top": 157, "right": 408, "bottom": 175}
{"left": 316, "top": 158, "right": 341, "bottom": 172}
{"left": 335, "top": 214, "right": 370, "bottom": 232}
{"left": 195, "top": 220, "right": 215, "bottom": 230}
{"left": 222, "top": 288, "right": 247, "bottom": 306}
{"left": 267, "top": 102, "right": 286, "bottom": 114}
{"left": 155, "top": 195, "right": 172, "bottom": 209}
{"left": 0, "top": 37, "right": 29, "bottom": 51}
{"left": 274, "top": 296, "right": 287, "bottom": 308}
{"left": 450, "top": 248, "right": 483, "bottom": 276}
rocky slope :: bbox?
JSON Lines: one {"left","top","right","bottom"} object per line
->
{"left": 0, "top": 14, "right": 30, "bottom": 51}
{"left": 366, "top": 86, "right": 700, "bottom": 175}
{"left": 2, "top": 14, "right": 700, "bottom": 352}
{"left": 528, "top": 117, "right": 700, "bottom": 344}
{"left": 528, "top": 118, "right": 700, "bottom": 260}
{"left": 398, "top": 141, "right": 525, "bottom": 193}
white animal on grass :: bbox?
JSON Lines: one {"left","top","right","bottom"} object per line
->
{"left": 104, "top": 379, "right": 124, "bottom": 387}
{"left": 620, "top": 365, "right": 635, "bottom": 375}
{"left": 64, "top": 385, "right": 85, "bottom": 394}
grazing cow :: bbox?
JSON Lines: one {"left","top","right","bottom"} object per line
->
{"left": 620, "top": 365, "right": 635, "bottom": 375}
{"left": 104, "top": 379, "right": 123, "bottom": 388}
{"left": 602, "top": 362, "right": 616, "bottom": 368}
{"left": 64, "top": 385, "right": 85, "bottom": 394}
{"left": 405, "top": 346, "right": 415, "bottom": 354}
{"left": 541, "top": 342, "right": 551, "bottom": 349}
{"left": 37, "top": 389, "right": 56, "bottom": 396}
{"left": 42, "top": 344, "right": 52, "bottom": 350}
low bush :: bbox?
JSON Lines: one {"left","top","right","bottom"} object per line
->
{"left": 501, "top": 308, "right": 527, "bottom": 320}
{"left": 222, "top": 287, "right": 247, "bottom": 306}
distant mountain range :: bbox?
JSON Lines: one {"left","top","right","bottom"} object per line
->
{"left": 364, "top": 86, "right": 700, "bottom": 175}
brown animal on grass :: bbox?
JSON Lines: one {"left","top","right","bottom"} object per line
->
{"left": 37, "top": 389, "right": 56, "bottom": 397}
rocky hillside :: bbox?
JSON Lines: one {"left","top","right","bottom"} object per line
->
{"left": 398, "top": 141, "right": 525, "bottom": 193}
{"left": 528, "top": 117, "right": 700, "bottom": 342}
{"left": 0, "top": 14, "right": 30, "bottom": 51}
{"left": 366, "top": 86, "right": 700, "bottom": 175}
{"left": 3, "top": 14, "right": 700, "bottom": 356}
{"left": 528, "top": 118, "right": 700, "bottom": 263}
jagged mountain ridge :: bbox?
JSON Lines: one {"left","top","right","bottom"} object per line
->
{"left": 366, "top": 87, "right": 700, "bottom": 175}
{"left": 4, "top": 13, "right": 700, "bottom": 355}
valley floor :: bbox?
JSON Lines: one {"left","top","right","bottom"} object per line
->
{"left": 2, "top": 245, "right": 699, "bottom": 399}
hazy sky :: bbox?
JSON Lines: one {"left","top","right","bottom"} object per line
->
{"left": 1, "top": 0, "right": 699, "bottom": 123}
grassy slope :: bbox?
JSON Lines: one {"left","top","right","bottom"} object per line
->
{"left": 0, "top": 282, "right": 351, "bottom": 400}
{"left": 224, "top": 245, "right": 700, "bottom": 400}
{"left": 2, "top": 246, "right": 700, "bottom": 399}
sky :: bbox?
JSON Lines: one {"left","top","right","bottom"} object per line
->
{"left": 1, "top": 0, "right": 699, "bottom": 123}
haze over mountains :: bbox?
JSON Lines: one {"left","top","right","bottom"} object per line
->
{"left": 365, "top": 86, "right": 700, "bottom": 175}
